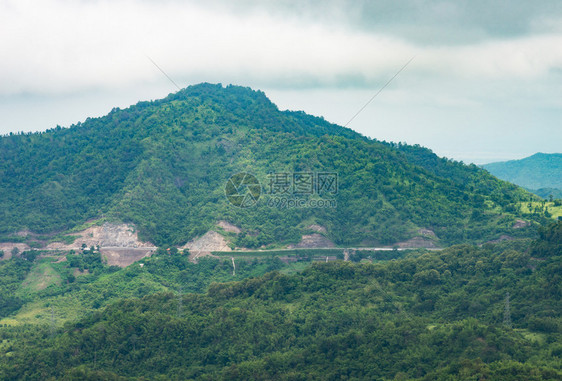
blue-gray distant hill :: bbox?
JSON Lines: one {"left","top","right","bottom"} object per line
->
{"left": 483, "top": 153, "right": 562, "bottom": 199}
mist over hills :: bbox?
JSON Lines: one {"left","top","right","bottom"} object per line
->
{"left": 0, "top": 83, "right": 541, "bottom": 248}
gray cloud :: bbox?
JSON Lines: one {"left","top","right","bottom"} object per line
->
{"left": 2, "top": 0, "right": 561, "bottom": 94}
{"left": 0, "top": 0, "right": 561, "bottom": 163}
{"left": 188, "top": 0, "right": 562, "bottom": 43}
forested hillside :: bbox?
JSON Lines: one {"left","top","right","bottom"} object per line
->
{"left": 0, "top": 221, "right": 560, "bottom": 380}
{"left": 0, "top": 245, "right": 291, "bottom": 326}
{"left": 0, "top": 83, "right": 542, "bottom": 248}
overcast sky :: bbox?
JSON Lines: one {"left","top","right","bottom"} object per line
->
{"left": 1, "top": 0, "right": 561, "bottom": 164}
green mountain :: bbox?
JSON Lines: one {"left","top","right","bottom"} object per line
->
{"left": 0, "top": 222, "right": 560, "bottom": 380}
{"left": 0, "top": 83, "right": 541, "bottom": 248}
{"left": 484, "top": 153, "right": 562, "bottom": 198}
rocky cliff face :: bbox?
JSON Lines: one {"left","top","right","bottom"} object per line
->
{"left": 182, "top": 230, "right": 232, "bottom": 261}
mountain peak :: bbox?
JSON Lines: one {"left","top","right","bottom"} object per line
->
{"left": 163, "top": 82, "right": 274, "bottom": 108}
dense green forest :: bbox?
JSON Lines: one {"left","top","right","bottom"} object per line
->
{"left": 0, "top": 246, "right": 290, "bottom": 326}
{"left": 0, "top": 221, "right": 560, "bottom": 380}
{"left": 0, "top": 83, "right": 544, "bottom": 248}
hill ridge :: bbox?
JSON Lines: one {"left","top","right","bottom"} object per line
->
{"left": 0, "top": 83, "right": 543, "bottom": 248}
{"left": 484, "top": 152, "right": 562, "bottom": 192}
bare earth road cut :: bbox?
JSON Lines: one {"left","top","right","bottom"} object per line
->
{"left": 1, "top": 223, "right": 442, "bottom": 267}
{"left": 1, "top": 223, "right": 157, "bottom": 267}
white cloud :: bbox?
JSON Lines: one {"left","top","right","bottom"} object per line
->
{"left": 0, "top": 0, "right": 417, "bottom": 94}
{"left": 3, "top": 0, "right": 561, "bottom": 97}
{"left": 1, "top": 0, "right": 561, "bottom": 163}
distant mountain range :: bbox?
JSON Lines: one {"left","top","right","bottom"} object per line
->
{"left": 483, "top": 153, "right": 562, "bottom": 199}
{"left": 0, "top": 83, "right": 541, "bottom": 248}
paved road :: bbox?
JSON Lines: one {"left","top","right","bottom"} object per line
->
{"left": 227, "top": 246, "right": 442, "bottom": 253}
